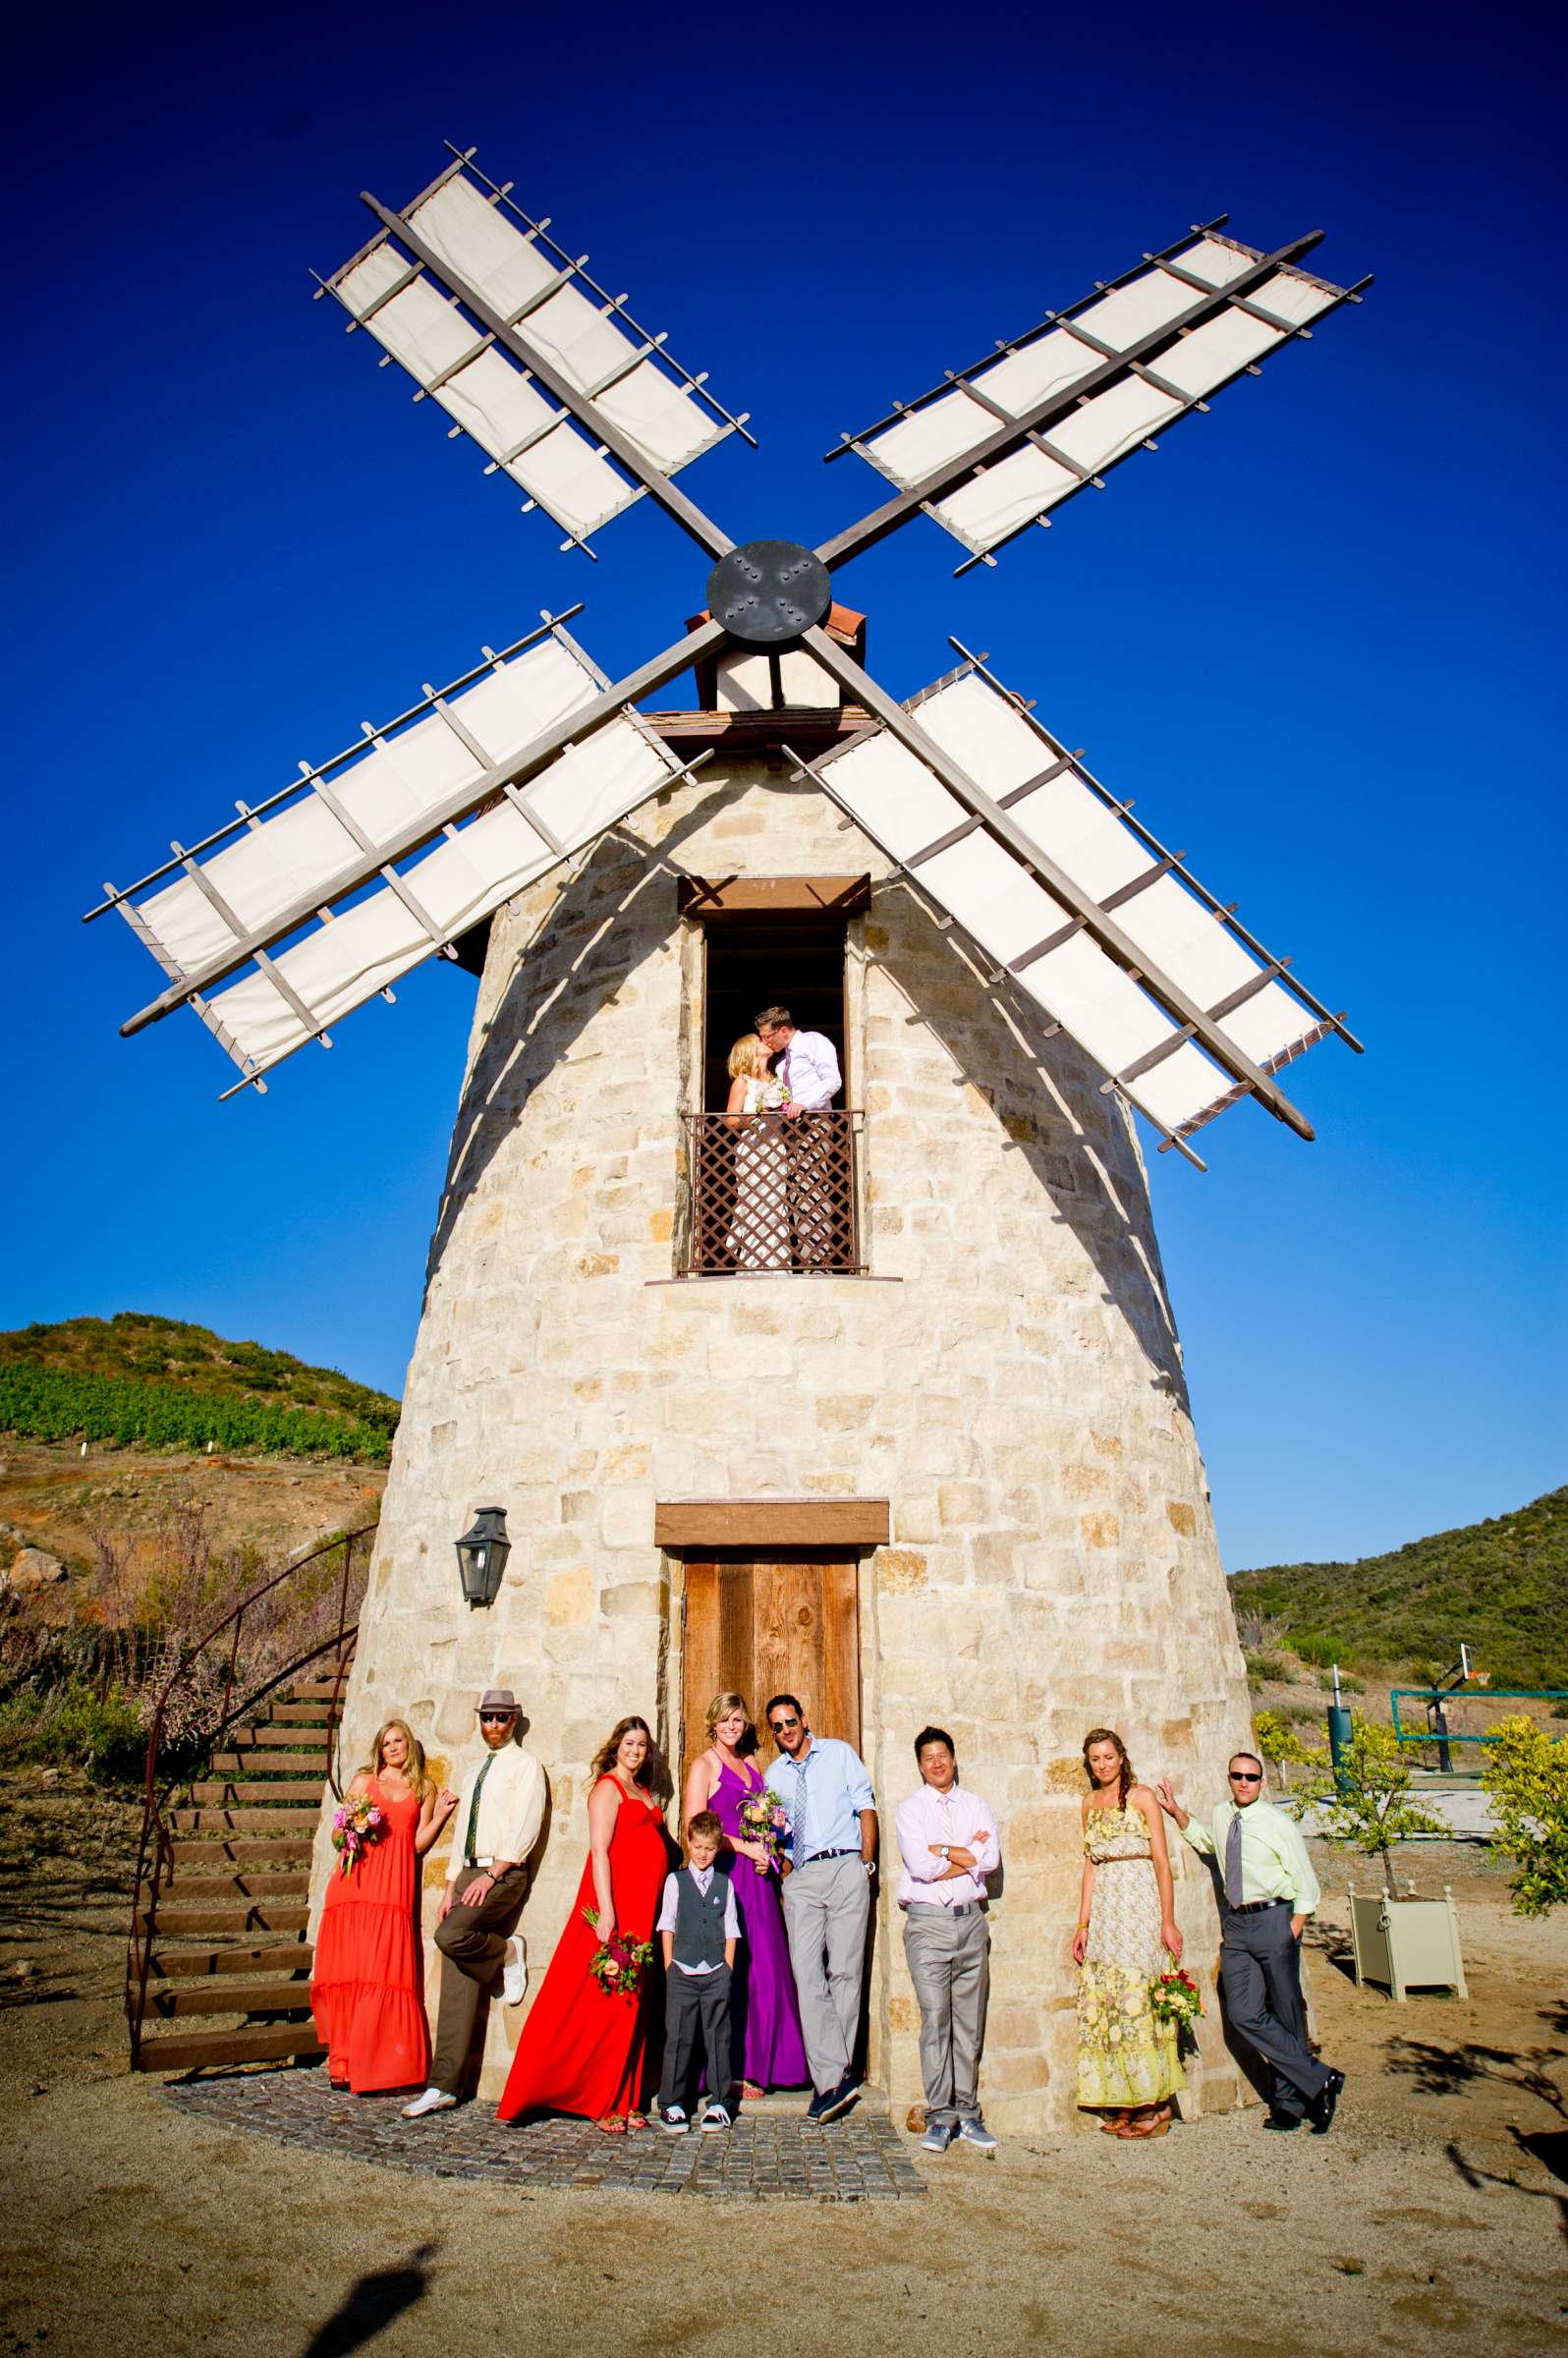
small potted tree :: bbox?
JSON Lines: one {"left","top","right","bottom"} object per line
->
{"left": 1291, "top": 1714, "right": 1462, "bottom": 1999}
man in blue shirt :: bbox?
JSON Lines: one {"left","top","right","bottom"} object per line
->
{"left": 763, "top": 1693, "right": 877, "bottom": 2120}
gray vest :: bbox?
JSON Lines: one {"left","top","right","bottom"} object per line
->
{"left": 673, "top": 1868, "right": 731, "bottom": 1969}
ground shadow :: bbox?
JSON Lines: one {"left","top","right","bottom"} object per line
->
{"left": 1445, "top": 2140, "right": 1568, "bottom": 2247}
{"left": 1387, "top": 2035, "right": 1568, "bottom": 2121}
{"left": 301, "top": 2240, "right": 438, "bottom": 2357}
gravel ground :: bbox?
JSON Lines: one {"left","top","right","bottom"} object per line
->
{"left": 2, "top": 1783, "right": 1565, "bottom": 2358}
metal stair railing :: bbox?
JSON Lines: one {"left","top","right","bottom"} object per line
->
{"left": 125, "top": 1520, "right": 376, "bottom": 2070}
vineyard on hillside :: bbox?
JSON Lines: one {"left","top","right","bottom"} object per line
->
{"left": 0, "top": 1363, "right": 395, "bottom": 1463}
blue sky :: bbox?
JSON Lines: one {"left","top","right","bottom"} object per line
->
{"left": 8, "top": 0, "right": 1562, "bottom": 1572}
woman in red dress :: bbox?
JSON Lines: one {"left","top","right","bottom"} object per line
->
{"left": 310, "top": 1718, "right": 458, "bottom": 2094}
{"left": 497, "top": 1715, "right": 670, "bottom": 2136}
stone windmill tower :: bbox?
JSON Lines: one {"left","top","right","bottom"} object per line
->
{"left": 88, "top": 148, "right": 1369, "bottom": 2130}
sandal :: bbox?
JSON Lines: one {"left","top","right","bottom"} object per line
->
{"left": 1119, "top": 2108, "right": 1172, "bottom": 2139}
{"left": 1099, "top": 2114, "right": 1130, "bottom": 2134}
{"left": 738, "top": 2080, "right": 765, "bottom": 2102}
{"left": 592, "top": 2114, "right": 628, "bottom": 2137}
{"left": 626, "top": 2111, "right": 648, "bottom": 2132}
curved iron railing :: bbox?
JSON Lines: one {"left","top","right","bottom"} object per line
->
{"left": 125, "top": 1521, "right": 376, "bottom": 2070}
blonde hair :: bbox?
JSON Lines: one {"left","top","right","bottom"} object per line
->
{"left": 364, "top": 1717, "right": 432, "bottom": 1802}
{"left": 705, "top": 1689, "right": 750, "bottom": 1741}
{"left": 727, "top": 1033, "right": 769, "bottom": 1081}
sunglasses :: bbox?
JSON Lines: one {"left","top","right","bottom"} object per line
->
{"left": 480, "top": 1712, "right": 516, "bottom": 1724}
{"left": 1229, "top": 1770, "right": 1262, "bottom": 1783}
{"left": 768, "top": 1715, "right": 801, "bottom": 1732}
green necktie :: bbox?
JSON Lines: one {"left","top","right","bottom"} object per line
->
{"left": 464, "top": 1753, "right": 495, "bottom": 1865}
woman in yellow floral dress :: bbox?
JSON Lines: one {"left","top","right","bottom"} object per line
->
{"left": 1073, "top": 1727, "right": 1185, "bottom": 2138}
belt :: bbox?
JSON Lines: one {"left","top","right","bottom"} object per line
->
{"left": 464, "top": 1856, "right": 506, "bottom": 1872}
{"left": 802, "top": 1847, "right": 862, "bottom": 1864}
{"left": 1228, "top": 1896, "right": 1291, "bottom": 1915}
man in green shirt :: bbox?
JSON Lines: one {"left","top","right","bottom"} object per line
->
{"left": 1156, "top": 1754, "right": 1345, "bottom": 2134}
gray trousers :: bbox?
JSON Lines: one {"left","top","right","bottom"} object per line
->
{"left": 782, "top": 1854, "right": 870, "bottom": 2095}
{"left": 429, "top": 1863, "right": 528, "bottom": 2095}
{"left": 1219, "top": 1904, "right": 1328, "bottom": 2117}
{"left": 658, "top": 1965, "right": 733, "bottom": 2112}
{"left": 903, "top": 1905, "right": 989, "bottom": 2125}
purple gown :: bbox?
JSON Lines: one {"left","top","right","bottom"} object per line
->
{"left": 712, "top": 1759, "right": 810, "bottom": 2089}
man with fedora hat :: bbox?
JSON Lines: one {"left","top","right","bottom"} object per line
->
{"left": 403, "top": 1688, "right": 545, "bottom": 2117}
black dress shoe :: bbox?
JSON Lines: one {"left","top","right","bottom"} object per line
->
{"left": 1308, "top": 2068, "right": 1345, "bottom": 2133}
{"left": 1262, "top": 2112, "right": 1302, "bottom": 2131}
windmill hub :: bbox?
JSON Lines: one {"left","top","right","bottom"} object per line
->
{"left": 706, "top": 539, "right": 831, "bottom": 646}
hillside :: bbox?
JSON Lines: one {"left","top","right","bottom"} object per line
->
{"left": 0, "top": 1314, "right": 399, "bottom": 1464}
{"left": 1230, "top": 1486, "right": 1568, "bottom": 1690}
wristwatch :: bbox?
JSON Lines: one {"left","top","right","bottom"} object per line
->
{"left": 938, "top": 1844, "right": 950, "bottom": 1860}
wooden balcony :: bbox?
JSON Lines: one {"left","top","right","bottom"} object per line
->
{"left": 681, "top": 1111, "right": 864, "bottom": 1276}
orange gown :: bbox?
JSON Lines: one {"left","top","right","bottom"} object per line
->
{"left": 309, "top": 1778, "right": 430, "bottom": 2094}
{"left": 497, "top": 1776, "right": 669, "bottom": 2122}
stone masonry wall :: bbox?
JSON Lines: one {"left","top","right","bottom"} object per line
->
{"left": 313, "top": 749, "right": 1255, "bottom": 2130}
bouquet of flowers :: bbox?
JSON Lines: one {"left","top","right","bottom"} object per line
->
{"left": 1148, "top": 1966, "right": 1204, "bottom": 2030}
{"left": 330, "top": 1793, "right": 386, "bottom": 1877}
{"left": 738, "top": 1787, "right": 791, "bottom": 1875}
{"left": 582, "top": 1906, "right": 654, "bottom": 1999}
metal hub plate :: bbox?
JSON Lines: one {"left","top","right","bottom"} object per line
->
{"left": 706, "top": 540, "right": 831, "bottom": 646}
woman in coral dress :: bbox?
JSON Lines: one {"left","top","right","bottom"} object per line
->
{"left": 683, "top": 1691, "right": 809, "bottom": 2095}
{"left": 310, "top": 1718, "right": 458, "bottom": 2094}
{"left": 1072, "top": 1726, "right": 1186, "bottom": 2138}
{"left": 498, "top": 1715, "right": 671, "bottom": 2135}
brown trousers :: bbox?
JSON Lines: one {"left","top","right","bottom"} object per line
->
{"left": 429, "top": 1863, "right": 529, "bottom": 2095}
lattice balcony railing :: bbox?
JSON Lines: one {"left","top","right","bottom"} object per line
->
{"left": 682, "top": 1110, "right": 864, "bottom": 1275}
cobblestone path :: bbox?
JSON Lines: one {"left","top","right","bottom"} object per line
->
{"left": 165, "top": 2072, "right": 928, "bottom": 2201}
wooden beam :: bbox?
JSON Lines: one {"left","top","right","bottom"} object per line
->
{"left": 675, "top": 874, "right": 871, "bottom": 920}
{"left": 655, "top": 1497, "right": 889, "bottom": 1549}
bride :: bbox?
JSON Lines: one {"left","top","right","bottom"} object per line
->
{"left": 723, "top": 1033, "right": 789, "bottom": 1270}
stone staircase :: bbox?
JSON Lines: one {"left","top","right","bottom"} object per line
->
{"left": 128, "top": 1658, "right": 352, "bottom": 2072}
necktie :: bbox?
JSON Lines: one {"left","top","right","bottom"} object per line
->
{"left": 1224, "top": 1811, "right": 1245, "bottom": 1908}
{"left": 464, "top": 1752, "right": 495, "bottom": 1865}
{"left": 790, "top": 1757, "right": 810, "bottom": 1866}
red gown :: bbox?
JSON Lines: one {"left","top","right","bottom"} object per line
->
{"left": 497, "top": 1775, "right": 669, "bottom": 2122}
{"left": 309, "top": 1778, "right": 430, "bottom": 2094}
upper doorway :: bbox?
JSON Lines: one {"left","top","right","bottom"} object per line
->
{"left": 700, "top": 920, "right": 848, "bottom": 1111}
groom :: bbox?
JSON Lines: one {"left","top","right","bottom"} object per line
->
{"left": 403, "top": 1687, "right": 545, "bottom": 2117}
{"left": 764, "top": 1693, "right": 877, "bottom": 2121}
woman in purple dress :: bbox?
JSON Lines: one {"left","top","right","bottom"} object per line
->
{"left": 682, "top": 1690, "right": 810, "bottom": 2097}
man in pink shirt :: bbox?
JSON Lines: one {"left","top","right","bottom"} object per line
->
{"left": 755, "top": 1004, "right": 842, "bottom": 1268}
{"left": 896, "top": 1725, "right": 1001, "bottom": 2156}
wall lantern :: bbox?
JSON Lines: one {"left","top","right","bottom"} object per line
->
{"left": 455, "top": 1506, "right": 511, "bottom": 1609}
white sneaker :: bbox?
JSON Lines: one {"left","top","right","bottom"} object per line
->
{"left": 502, "top": 1935, "right": 528, "bottom": 2006}
{"left": 700, "top": 2101, "right": 731, "bottom": 2132}
{"left": 401, "top": 2087, "right": 457, "bottom": 2119}
{"left": 660, "top": 2104, "right": 690, "bottom": 2136}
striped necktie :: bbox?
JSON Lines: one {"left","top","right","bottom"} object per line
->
{"left": 464, "top": 1752, "right": 495, "bottom": 1865}
{"left": 790, "top": 1755, "right": 810, "bottom": 1866}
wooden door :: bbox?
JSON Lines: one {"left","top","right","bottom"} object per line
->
{"left": 681, "top": 1556, "right": 861, "bottom": 1787}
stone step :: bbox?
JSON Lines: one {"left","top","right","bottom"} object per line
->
{"left": 136, "top": 1900, "right": 309, "bottom": 1937}
{"left": 146, "top": 1869, "right": 308, "bottom": 1903}
{"left": 169, "top": 1806, "right": 320, "bottom": 1831}
{"left": 146, "top": 1978, "right": 314, "bottom": 2019}
{"left": 132, "top": 2022, "right": 325, "bottom": 2074}
{"left": 188, "top": 1781, "right": 324, "bottom": 1804}
{"left": 137, "top": 1940, "right": 314, "bottom": 1981}
{"left": 167, "top": 1835, "right": 315, "bottom": 1868}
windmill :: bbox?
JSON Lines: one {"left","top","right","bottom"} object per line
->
{"left": 86, "top": 147, "right": 1370, "bottom": 2125}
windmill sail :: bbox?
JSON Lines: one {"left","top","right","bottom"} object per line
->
{"left": 835, "top": 229, "right": 1357, "bottom": 569}
{"left": 95, "top": 621, "right": 702, "bottom": 1090}
{"left": 327, "top": 157, "right": 748, "bottom": 551}
{"left": 801, "top": 660, "right": 1354, "bottom": 1148}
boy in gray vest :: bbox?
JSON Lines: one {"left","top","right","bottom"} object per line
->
{"left": 656, "top": 1809, "right": 741, "bottom": 2133}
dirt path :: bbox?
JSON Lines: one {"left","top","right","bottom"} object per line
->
{"left": 2, "top": 1788, "right": 1564, "bottom": 2358}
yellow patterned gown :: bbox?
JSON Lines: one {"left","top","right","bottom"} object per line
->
{"left": 1076, "top": 1804, "right": 1185, "bottom": 2111}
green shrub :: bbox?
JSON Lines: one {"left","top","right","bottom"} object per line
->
{"left": 1291, "top": 1633, "right": 1341, "bottom": 1669}
{"left": 1482, "top": 1716, "right": 1568, "bottom": 1916}
{"left": 0, "top": 1676, "right": 144, "bottom": 1783}
{"left": 1245, "top": 1654, "right": 1291, "bottom": 1684}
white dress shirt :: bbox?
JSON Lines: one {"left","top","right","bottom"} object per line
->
{"left": 656, "top": 1863, "right": 743, "bottom": 1975}
{"left": 782, "top": 1029, "right": 841, "bottom": 1110}
{"left": 896, "top": 1783, "right": 1000, "bottom": 1909}
{"left": 451, "top": 1742, "right": 546, "bottom": 1872}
